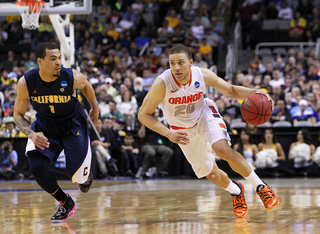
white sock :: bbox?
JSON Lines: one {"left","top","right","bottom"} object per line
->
{"left": 244, "top": 170, "right": 266, "bottom": 190}
{"left": 225, "top": 179, "right": 241, "bottom": 196}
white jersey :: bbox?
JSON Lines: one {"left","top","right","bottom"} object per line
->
{"left": 159, "top": 66, "right": 206, "bottom": 129}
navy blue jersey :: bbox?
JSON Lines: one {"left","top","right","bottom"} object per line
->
{"left": 25, "top": 67, "right": 81, "bottom": 121}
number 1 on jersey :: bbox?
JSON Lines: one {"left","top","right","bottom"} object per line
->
{"left": 49, "top": 105, "right": 55, "bottom": 113}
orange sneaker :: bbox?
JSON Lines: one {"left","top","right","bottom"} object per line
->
{"left": 231, "top": 181, "right": 248, "bottom": 218}
{"left": 256, "top": 184, "right": 279, "bottom": 210}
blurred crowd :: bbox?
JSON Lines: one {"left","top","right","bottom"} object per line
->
{"left": 1, "top": 0, "right": 320, "bottom": 179}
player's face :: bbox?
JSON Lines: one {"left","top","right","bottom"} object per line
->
{"left": 39, "top": 49, "right": 62, "bottom": 78}
{"left": 169, "top": 53, "right": 193, "bottom": 85}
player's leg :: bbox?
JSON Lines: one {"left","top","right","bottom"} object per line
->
{"left": 203, "top": 98, "right": 279, "bottom": 211}
{"left": 63, "top": 110, "right": 93, "bottom": 193}
{"left": 212, "top": 140, "right": 279, "bottom": 210}
{"left": 178, "top": 130, "right": 248, "bottom": 218}
{"left": 28, "top": 150, "right": 76, "bottom": 222}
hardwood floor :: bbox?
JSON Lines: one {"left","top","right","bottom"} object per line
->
{"left": 0, "top": 178, "right": 319, "bottom": 234}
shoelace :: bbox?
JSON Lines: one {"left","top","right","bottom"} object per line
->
{"left": 233, "top": 195, "right": 246, "bottom": 208}
{"left": 53, "top": 204, "right": 66, "bottom": 215}
{"left": 257, "top": 186, "right": 274, "bottom": 202}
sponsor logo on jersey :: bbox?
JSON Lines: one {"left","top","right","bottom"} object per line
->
{"left": 60, "top": 88, "right": 65, "bottom": 93}
{"left": 171, "top": 89, "right": 178, "bottom": 93}
{"left": 168, "top": 92, "right": 203, "bottom": 105}
{"left": 195, "top": 81, "right": 200, "bottom": 88}
{"left": 33, "top": 89, "right": 37, "bottom": 94}
{"left": 61, "top": 81, "right": 68, "bottom": 88}
{"left": 76, "top": 131, "right": 81, "bottom": 136}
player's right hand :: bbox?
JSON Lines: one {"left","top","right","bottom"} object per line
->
{"left": 29, "top": 132, "right": 50, "bottom": 150}
{"left": 167, "top": 129, "right": 190, "bottom": 145}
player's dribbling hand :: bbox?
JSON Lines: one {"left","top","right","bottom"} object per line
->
{"left": 255, "top": 90, "right": 274, "bottom": 111}
{"left": 168, "top": 129, "right": 190, "bottom": 145}
{"left": 30, "top": 132, "right": 50, "bottom": 150}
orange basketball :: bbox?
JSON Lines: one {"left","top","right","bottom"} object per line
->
{"left": 241, "top": 93, "right": 272, "bottom": 126}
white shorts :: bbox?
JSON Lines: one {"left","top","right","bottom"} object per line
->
{"left": 176, "top": 98, "right": 231, "bottom": 178}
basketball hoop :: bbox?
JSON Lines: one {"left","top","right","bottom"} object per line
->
{"left": 15, "top": 0, "right": 45, "bottom": 30}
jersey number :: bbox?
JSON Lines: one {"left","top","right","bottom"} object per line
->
{"left": 49, "top": 105, "right": 55, "bottom": 113}
{"left": 174, "top": 103, "right": 196, "bottom": 116}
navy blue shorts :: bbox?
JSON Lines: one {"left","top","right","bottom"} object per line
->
{"left": 26, "top": 108, "right": 91, "bottom": 182}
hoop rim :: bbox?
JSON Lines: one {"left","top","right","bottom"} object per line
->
{"left": 15, "top": 0, "right": 45, "bottom": 7}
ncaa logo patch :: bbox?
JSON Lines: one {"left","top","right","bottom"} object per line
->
{"left": 61, "top": 81, "right": 68, "bottom": 88}
{"left": 195, "top": 81, "right": 200, "bottom": 88}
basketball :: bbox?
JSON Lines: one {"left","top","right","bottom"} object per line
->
{"left": 241, "top": 93, "right": 272, "bottom": 126}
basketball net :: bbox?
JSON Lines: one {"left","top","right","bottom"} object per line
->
{"left": 15, "top": 0, "right": 45, "bottom": 30}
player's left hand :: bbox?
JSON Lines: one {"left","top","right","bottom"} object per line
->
{"left": 89, "top": 108, "right": 99, "bottom": 125}
{"left": 255, "top": 90, "right": 274, "bottom": 111}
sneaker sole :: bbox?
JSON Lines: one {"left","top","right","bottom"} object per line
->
{"left": 51, "top": 203, "right": 77, "bottom": 223}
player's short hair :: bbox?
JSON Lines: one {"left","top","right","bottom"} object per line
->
{"left": 169, "top": 45, "right": 192, "bottom": 60}
{"left": 35, "top": 42, "right": 59, "bottom": 60}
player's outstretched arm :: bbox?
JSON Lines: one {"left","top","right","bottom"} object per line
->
{"left": 73, "top": 69, "right": 99, "bottom": 124}
{"left": 13, "top": 77, "right": 50, "bottom": 150}
{"left": 138, "top": 78, "right": 190, "bottom": 145}
{"left": 201, "top": 68, "right": 274, "bottom": 109}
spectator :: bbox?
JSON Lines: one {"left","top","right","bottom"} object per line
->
{"left": 3, "top": 50, "right": 19, "bottom": 72}
{"left": 38, "top": 16, "right": 53, "bottom": 38}
{"left": 157, "top": 20, "right": 174, "bottom": 42}
{"left": 191, "top": 17, "right": 205, "bottom": 40}
{"left": 24, "top": 52, "right": 39, "bottom": 72}
{"left": 203, "top": 26, "right": 219, "bottom": 65}
{"left": 147, "top": 38, "right": 163, "bottom": 57}
{"left": 165, "top": 9, "right": 180, "bottom": 28}
{"left": 108, "top": 118, "right": 127, "bottom": 175}
{"left": 269, "top": 69, "right": 284, "bottom": 87}
{"left": 297, "top": 0, "right": 314, "bottom": 19}
{"left": 0, "top": 23, "right": 8, "bottom": 45}
{"left": 256, "top": 129, "right": 294, "bottom": 177}
{"left": 116, "top": 90, "right": 138, "bottom": 129}
{"left": 213, "top": 0, "right": 232, "bottom": 32}
{"left": 306, "top": 64, "right": 320, "bottom": 81}
{"left": 141, "top": 68, "right": 155, "bottom": 91}
{"left": 136, "top": 108, "right": 173, "bottom": 179}
{"left": 288, "top": 128, "right": 320, "bottom": 177}
{"left": 265, "top": 1, "right": 279, "bottom": 19}
{"left": 132, "top": 13, "right": 147, "bottom": 38}
{"left": 0, "top": 141, "right": 17, "bottom": 180}
{"left": 220, "top": 95, "right": 242, "bottom": 120}
{"left": 233, "top": 129, "right": 259, "bottom": 169}
{"left": 235, "top": 1, "right": 257, "bottom": 51}
{"left": 245, "top": 14, "right": 261, "bottom": 51}
{"left": 193, "top": 52, "right": 208, "bottom": 68}
{"left": 291, "top": 99, "right": 316, "bottom": 125}
{"left": 121, "top": 132, "right": 139, "bottom": 176}
{"left": 270, "top": 99, "right": 292, "bottom": 123}
{"left": 134, "top": 27, "right": 151, "bottom": 50}
{"left": 183, "top": 1, "right": 198, "bottom": 26}
{"left": 118, "top": 13, "right": 134, "bottom": 32}
{"left": 31, "top": 32, "right": 48, "bottom": 50}
{"left": 288, "top": 18, "right": 305, "bottom": 42}
{"left": 277, "top": 1, "right": 293, "bottom": 20}
{"left": 199, "top": 37, "right": 213, "bottom": 66}
{"left": 97, "top": 0, "right": 110, "bottom": 14}
{"left": 133, "top": 76, "right": 148, "bottom": 107}
{"left": 90, "top": 118, "right": 118, "bottom": 178}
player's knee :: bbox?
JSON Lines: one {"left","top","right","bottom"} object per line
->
{"left": 28, "top": 152, "right": 49, "bottom": 178}
{"left": 213, "top": 146, "right": 233, "bottom": 161}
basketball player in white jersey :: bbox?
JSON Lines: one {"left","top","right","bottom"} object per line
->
{"left": 138, "top": 45, "right": 279, "bottom": 218}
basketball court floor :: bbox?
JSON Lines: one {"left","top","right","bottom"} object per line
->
{"left": 0, "top": 178, "right": 319, "bottom": 234}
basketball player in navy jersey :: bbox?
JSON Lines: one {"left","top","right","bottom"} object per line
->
{"left": 138, "top": 45, "right": 279, "bottom": 219}
{"left": 13, "top": 42, "right": 99, "bottom": 222}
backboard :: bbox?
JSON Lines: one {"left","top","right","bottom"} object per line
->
{"left": 0, "top": 0, "right": 92, "bottom": 15}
